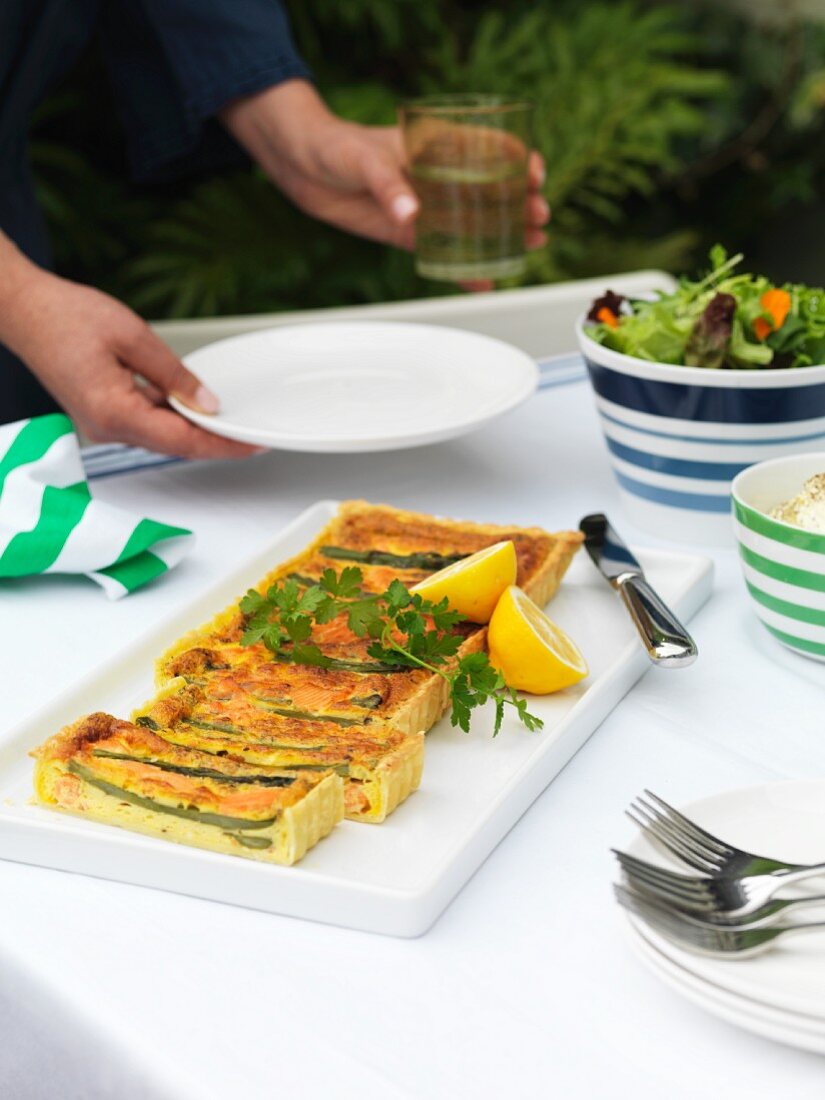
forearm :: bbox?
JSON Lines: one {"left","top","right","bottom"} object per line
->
{"left": 217, "top": 77, "right": 420, "bottom": 248}
{"left": 219, "top": 78, "right": 337, "bottom": 181}
{"left": 0, "top": 231, "right": 42, "bottom": 355}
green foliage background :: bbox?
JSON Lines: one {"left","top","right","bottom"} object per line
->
{"left": 30, "top": 0, "right": 825, "bottom": 320}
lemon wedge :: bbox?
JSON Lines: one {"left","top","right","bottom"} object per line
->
{"left": 487, "top": 585, "right": 588, "bottom": 694}
{"left": 411, "top": 540, "right": 517, "bottom": 623}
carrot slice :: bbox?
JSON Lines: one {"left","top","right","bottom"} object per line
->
{"left": 761, "top": 288, "right": 791, "bottom": 330}
{"left": 596, "top": 307, "right": 619, "bottom": 329}
{"left": 754, "top": 287, "right": 792, "bottom": 340}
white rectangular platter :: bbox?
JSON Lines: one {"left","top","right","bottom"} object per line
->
{"left": 0, "top": 500, "right": 712, "bottom": 936}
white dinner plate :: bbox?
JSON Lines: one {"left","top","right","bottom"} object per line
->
{"left": 627, "top": 920, "right": 825, "bottom": 1055}
{"left": 621, "top": 780, "right": 825, "bottom": 1023}
{"left": 172, "top": 321, "right": 539, "bottom": 452}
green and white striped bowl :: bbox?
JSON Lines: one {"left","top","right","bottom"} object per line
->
{"left": 732, "top": 453, "right": 825, "bottom": 662}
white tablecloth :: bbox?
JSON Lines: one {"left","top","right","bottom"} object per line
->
{"left": 3, "top": 369, "right": 825, "bottom": 1099}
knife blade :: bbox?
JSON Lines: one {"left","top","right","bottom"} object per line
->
{"left": 579, "top": 513, "right": 698, "bottom": 668}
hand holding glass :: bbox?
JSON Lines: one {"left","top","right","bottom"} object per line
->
{"left": 399, "top": 96, "right": 533, "bottom": 282}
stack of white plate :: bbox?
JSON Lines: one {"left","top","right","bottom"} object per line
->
{"left": 621, "top": 781, "right": 825, "bottom": 1054}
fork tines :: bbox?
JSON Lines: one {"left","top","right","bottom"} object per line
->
{"left": 612, "top": 848, "right": 719, "bottom": 912}
{"left": 613, "top": 883, "right": 799, "bottom": 957}
{"left": 625, "top": 790, "right": 732, "bottom": 875}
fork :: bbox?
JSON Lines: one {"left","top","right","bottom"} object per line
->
{"left": 613, "top": 847, "right": 825, "bottom": 919}
{"left": 627, "top": 789, "right": 807, "bottom": 878}
{"left": 615, "top": 883, "right": 825, "bottom": 958}
{"left": 614, "top": 881, "right": 825, "bottom": 931}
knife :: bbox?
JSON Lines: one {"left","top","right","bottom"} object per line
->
{"left": 579, "top": 513, "right": 698, "bottom": 668}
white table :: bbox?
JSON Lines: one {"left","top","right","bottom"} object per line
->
{"left": 3, "top": 304, "right": 825, "bottom": 1098}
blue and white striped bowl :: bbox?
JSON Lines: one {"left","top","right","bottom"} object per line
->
{"left": 576, "top": 320, "right": 825, "bottom": 545}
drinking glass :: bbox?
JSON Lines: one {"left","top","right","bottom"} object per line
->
{"left": 399, "top": 95, "right": 533, "bottom": 282}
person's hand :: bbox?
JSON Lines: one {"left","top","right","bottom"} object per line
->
{"left": 221, "top": 80, "right": 550, "bottom": 287}
{"left": 1, "top": 260, "right": 258, "bottom": 459}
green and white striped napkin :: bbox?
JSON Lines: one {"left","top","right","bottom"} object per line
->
{"left": 0, "top": 414, "right": 193, "bottom": 599}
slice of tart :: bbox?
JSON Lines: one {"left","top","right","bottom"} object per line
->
{"left": 156, "top": 501, "right": 583, "bottom": 742}
{"left": 132, "top": 680, "right": 424, "bottom": 824}
{"left": 32, "top": 712, "right": 344, "bottom": 864}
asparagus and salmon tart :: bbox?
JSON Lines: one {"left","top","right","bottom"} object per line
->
{"left": 32, "top": 501, "right": 583, "bottom": 861}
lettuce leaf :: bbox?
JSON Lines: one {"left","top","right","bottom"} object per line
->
{"left": 585, "top": 247, "right": 825, "bottom": 370}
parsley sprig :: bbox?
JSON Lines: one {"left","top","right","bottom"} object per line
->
{"left": 239, "top": 567, "right": 543, "bottom": 736}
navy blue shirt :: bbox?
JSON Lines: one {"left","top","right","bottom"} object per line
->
{"left": 0, "top": 0, "right": 309, "bottom": 421}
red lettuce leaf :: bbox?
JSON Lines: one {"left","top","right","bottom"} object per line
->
{"left": 684, "top": 293, "right": 736, "bottom": 369}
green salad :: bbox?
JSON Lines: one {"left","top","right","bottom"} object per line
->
{"left": 585, "top": 246, "right": 825, "bottom": 370}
